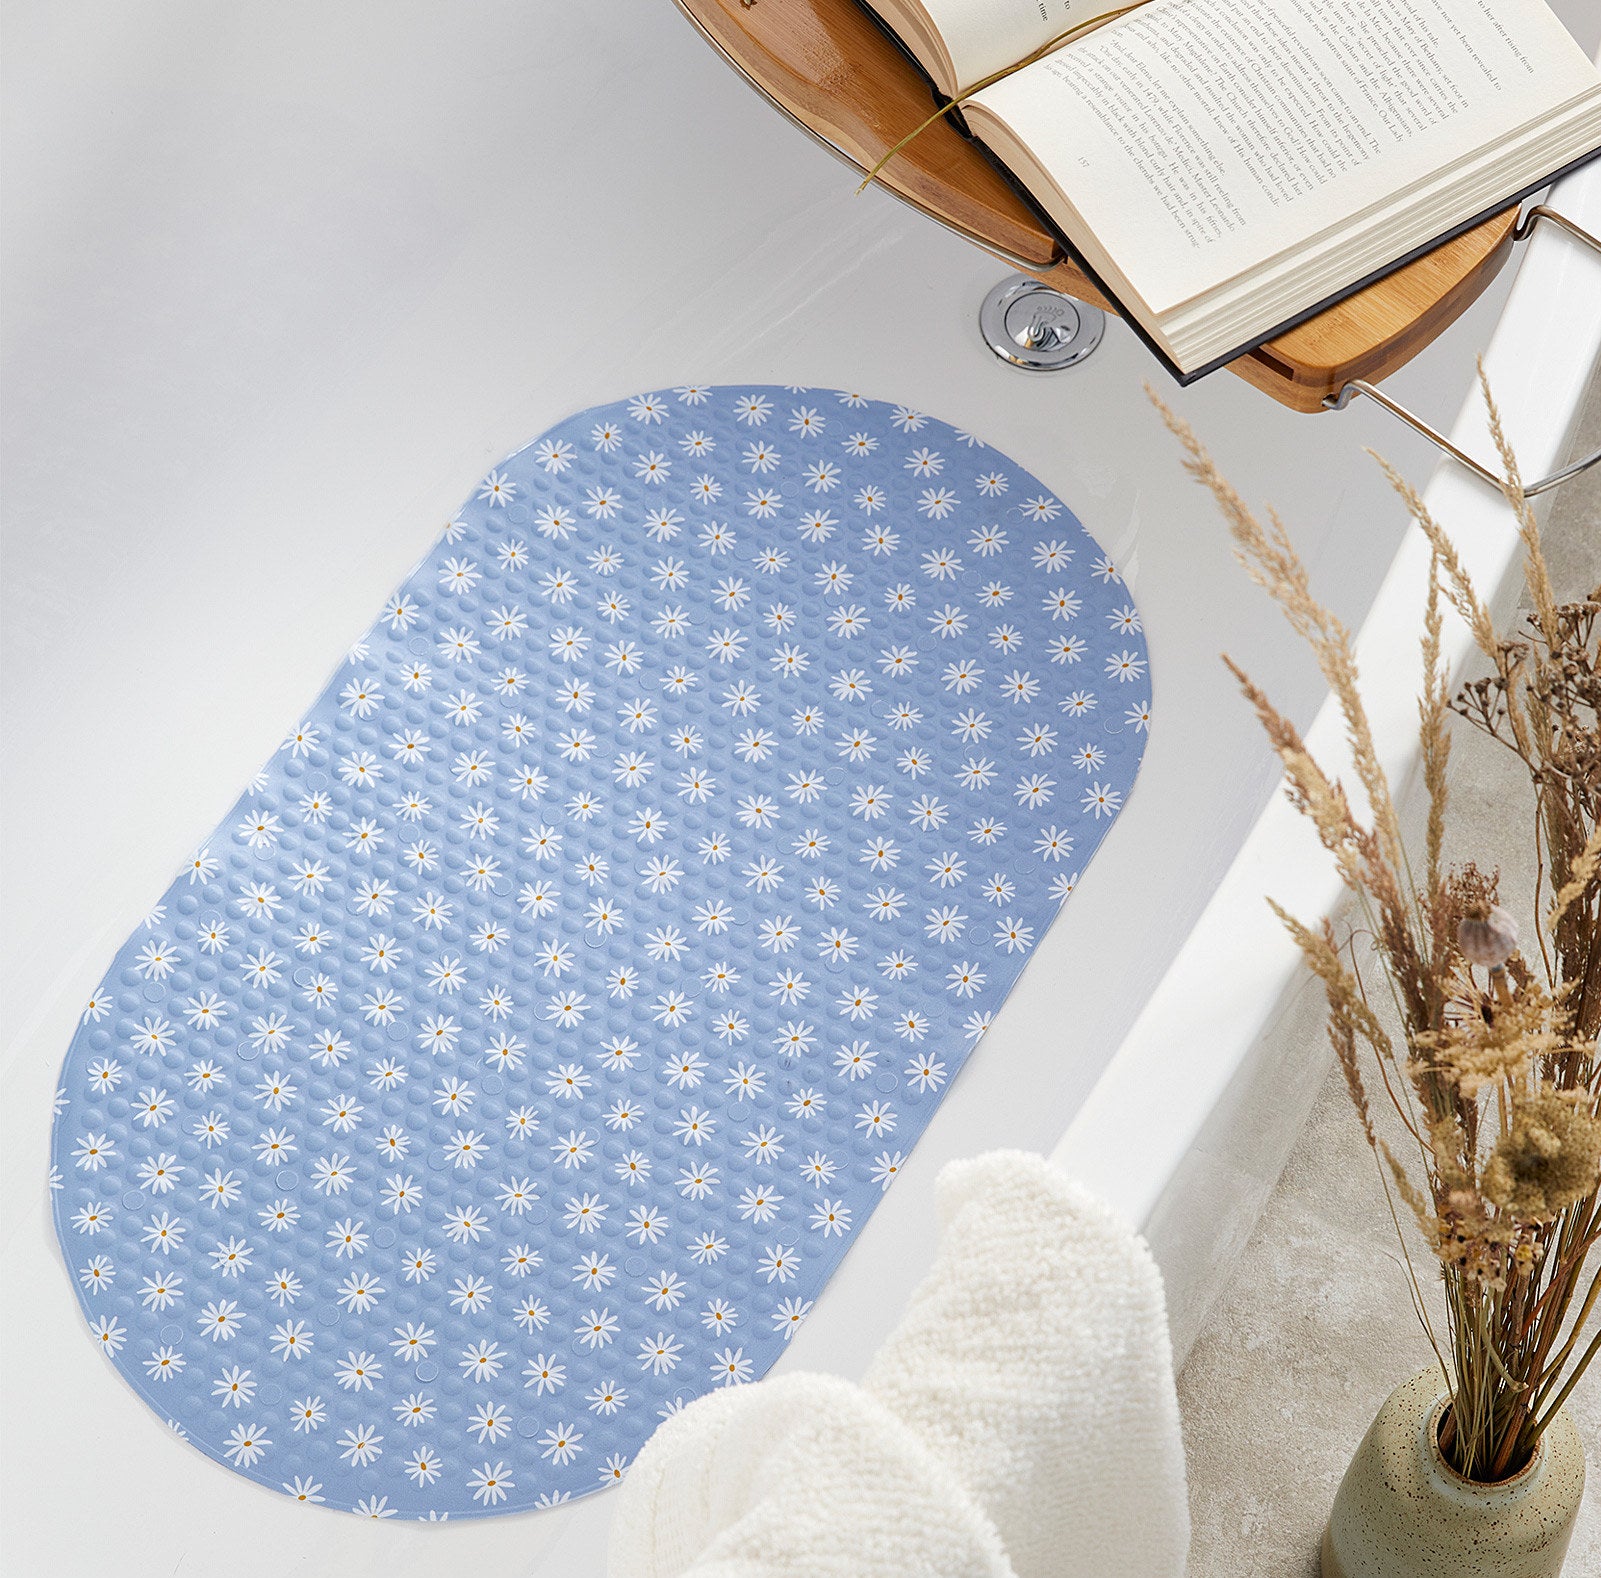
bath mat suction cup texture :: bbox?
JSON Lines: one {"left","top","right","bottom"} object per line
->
{"left": 51, "top": 386, "right": 1149, "bottom": 1518}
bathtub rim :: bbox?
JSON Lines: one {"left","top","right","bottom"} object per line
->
{"left": 1048, "top": 155, "right": 1601, "bottom": 1361}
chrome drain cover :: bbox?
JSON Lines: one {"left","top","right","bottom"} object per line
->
{"left": 979, "top": 274, "right": 1105, "bottom": 371}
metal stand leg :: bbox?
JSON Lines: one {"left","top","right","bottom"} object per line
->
{"left": 1323, "top": 206, "right": 1601, "bottom": 499}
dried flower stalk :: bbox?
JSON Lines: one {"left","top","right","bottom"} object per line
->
{"left": 1155, "top": 373, "right": 1601, "bottom": 1481}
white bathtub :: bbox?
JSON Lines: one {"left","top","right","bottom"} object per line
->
{"left": 3, "top": 4, "right": 1598, "bottom": 1572}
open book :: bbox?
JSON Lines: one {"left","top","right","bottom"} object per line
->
{"left": 866, "top": 0, "right": 1601, "bottom": 377}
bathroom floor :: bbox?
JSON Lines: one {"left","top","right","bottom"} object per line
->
{"left": 1177, "top": 374, "right": 1601, "bottom": 1577}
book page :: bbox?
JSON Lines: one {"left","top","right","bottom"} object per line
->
{"left": 969, "top": 0, "right": 1599, "bottom": 313}
{"left": 903, "top": 0, "right": 1136, "bottom": 90}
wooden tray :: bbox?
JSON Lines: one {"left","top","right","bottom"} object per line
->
{"left": 672, "top": 0, "right": 1519, "bottom": 412}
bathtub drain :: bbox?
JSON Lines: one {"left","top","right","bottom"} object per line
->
{"left": 980, "top": 274, "right": 1105, "bottom": 372}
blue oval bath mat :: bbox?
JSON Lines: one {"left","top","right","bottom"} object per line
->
{"left": 51, "top": 386, "right": 1150, "bottom": 1518}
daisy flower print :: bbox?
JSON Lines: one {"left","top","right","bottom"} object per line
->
{"left": 51, "top": 388, "right": 1146, "bottom": 1517}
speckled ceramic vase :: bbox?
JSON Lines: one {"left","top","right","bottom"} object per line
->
{"left": 1322, "top": 1370, "right": 1585, "bottom": 1578}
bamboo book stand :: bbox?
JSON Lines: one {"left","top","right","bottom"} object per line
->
{"left": 672, "top": 0, "right": 1521, "bottom": 413}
